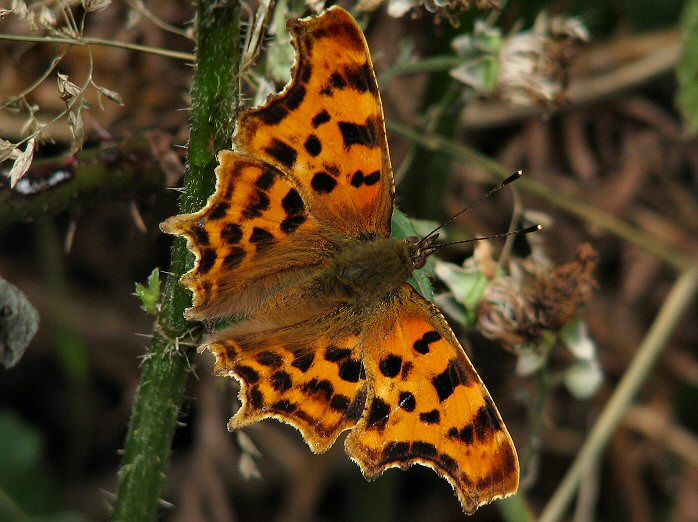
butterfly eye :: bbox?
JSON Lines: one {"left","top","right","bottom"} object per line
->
{"left": 406, "top": 236, "right": 419, "bottom": 245}
{"left": 0, "top": 305, "right": 12, "bottom": 318}
{"left": 413, "top": 256, "right": 428, "bottom": 269}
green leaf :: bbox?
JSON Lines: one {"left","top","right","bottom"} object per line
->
{"left": 391, "top": 208, "right": 434, "bottom": 301}
{"left": 0, "top": 411, "right": 86, "bottom": 521}
{"left": 135, "top": 268, "right": 161, "bottom": 315}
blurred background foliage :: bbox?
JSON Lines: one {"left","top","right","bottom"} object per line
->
{"left": 1, "top": 0, "right": 697, "bottom": 520}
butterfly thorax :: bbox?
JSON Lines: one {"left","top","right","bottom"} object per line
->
{"left": 316, "top": 237, "right": 415, "bottom": 305}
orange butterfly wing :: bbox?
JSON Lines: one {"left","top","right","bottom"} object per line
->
{"left": 236, "top": 7, "right": 394, "bottom": 238}
{"left": 346, "top": 285, "right": 519, "bottom": 513}
{"left": 162, "top": 6, "right": 520, "bottom": 514}
{"left": 206, "top": 321, "right": 368, "bottom": 453}
{"left": 161, "top": 151, "right": 336, "bottom": 322}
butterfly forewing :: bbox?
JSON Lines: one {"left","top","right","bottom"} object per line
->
{"left": 161, "top": 152, "right": 333, "bottom": 321}
{"left": 236, "top": 8, "right": 395, "bottom": 238}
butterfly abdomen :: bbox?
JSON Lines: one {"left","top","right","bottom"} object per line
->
{"left": 315, "top": 238, "right": 414, "bottom": 304}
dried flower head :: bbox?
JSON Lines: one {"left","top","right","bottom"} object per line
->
{"left": 497, "top": 13, "right": 589, "bottom": 106}
{"left": 477, "top": 243, "right": 598, "bottom": 349}
{"left": 451, "top": 13, "right": 589, "bottom": 107}
{"left": 355, "top": 0, "right": 499, "bottom": 20}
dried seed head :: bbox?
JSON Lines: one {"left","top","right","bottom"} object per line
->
{"left": 477, "top": 243, "right": 598, "bottom": 349}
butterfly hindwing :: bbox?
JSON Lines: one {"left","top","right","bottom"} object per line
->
{"left": 206, "top": 321, "right": 368, "bottom": 453}
{"left": 345, "top": 285, "right": 519, "bottom": 513}
{"left": 236, "top": 7, "right": 394, "bottom": 238}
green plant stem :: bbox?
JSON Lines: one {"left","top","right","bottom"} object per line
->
{"left": 111, "top": 1, "right": 240, "bottom": 520}
{"left": 538, "top": 265, "right": 698, "bottom": 522}
{"left": 675, "top": 0, "right": 698, "bottom": 133}
{"left": 386, "top": 121, "right": 694, "bottom": 272}
{"left": 379, "top": 54, "right": 462, "bottom": 85}
{"left": 0, "top": 139, "right": 163, "bottom": 226}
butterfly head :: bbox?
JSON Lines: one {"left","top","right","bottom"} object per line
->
{"left": 406, "top": 234, "right": 440, "bottom": 269}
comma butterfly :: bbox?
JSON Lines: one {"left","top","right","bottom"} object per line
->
{"left": 161, "top": 6, "right": 519, "bottom": 513}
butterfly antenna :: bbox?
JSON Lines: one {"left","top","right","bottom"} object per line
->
{"left": 417, "top": 170, "right": 523, "bottom": 246}
{"left": 421, "top": 225, "right": 541, "bottom": 256}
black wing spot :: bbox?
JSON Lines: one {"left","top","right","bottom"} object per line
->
{"left": 291, "top": 352, "right": 314, "bottom": 372}
{"left": 257, "top": 86, "right": 306, "bottom": 125}
{"left": 198, "top": 248, "right": 217, "bottom": 274}
{"left": 472, "top": 398, "right": 503, "bottom": 441}
{"left": 398, "top": 391, "right": 416, "bottom": 412}
{"left": 329, "top": 394, "right": 351, "bottom": 412}
{"left": 304, "top": 134, "right": 322, "bottom": 157}
{"left": 366, "top": 398, "right": 390, "bottom": 429}
{"left": 382, "top": 441, "right": 410, "bottom": 462}
{"left": 190, "top": 223, "right": 210, "bottom": 246}
{"left": 270, "top": 370, "right": 293, "bottom": 392}
{"left": 339, "top": 359, "right": 363, "bottom": 383}
{"left": 379, "top": 354, "right": 403, "bottom": 378}
{"left": 419, "top": 409, "right": 441, "bottom": 424}
{"left": 345, "top": 62, "right": 378, "bottom": 96}
{"left": 483, "top": 394, "right": 504, "bottom": 432}
{"left": 302, "top": 378, "right": 334, "bottom": 401}
{"left": 346, "top": 387, "right": 368, "bottom": 422}
{"left": 235, "top": 365, "right": 260, "bottom": 384}
{"left": 432, "top": 359, "right": 469, "bottom": 402}
{"left": 272, "top": 399, "right": 297, "bottom": 413}
{"left": 281, "top": 188, "right": 304, "bottom": 214}
{"left": 312, "top": 110, "right": 331, "bottom": 128}
{"left": 438, "top": 453, "right": 458, "bottom": 475}
{"left": 221, "top": 223, "right": 243, "bottom": 244}
{"left": 448, "top": 424, "right": 475, "bottom": 445}
{"left": 257, "top": 103, "right": 287, "bottom": 125}
{"left": 330, "top": 72, "right": 346, "bottom": 89}
{"left": 285, "top": 84, "right": 306, "bottom": 111}
{"left": 249, "top": 227, "right": 275, "bottom": 245}
{"left": 280, "top": 214, "right": 307, "bottom": 234}
{"left": 256, "top": 350, "right": 283, "bottom": 368}
{"left": 255, "top": 168, "right": 277, "bottom": 190}
{"left": 413, "top": 330, "right": 442, "bottom": 355}
{"left": 265, "top": 138, "right": 297, "bottom": 169}
{"left": 243, "top": 189, "right": 270, "bottom": 218}
{"left": 350, "top": 170, "right": 364, "bottom": 187}
{"left": 249, "top": 387, "right": 265, "bottom": 409}
{"left": 412, "top": 441, "right": 438, "bottom": 458}
{"left": 364, "top": 170, "right": 380, "bottom": 185}
{"left": 208, "top": 202, "right": 230, "bottom": 220}
{"left": 325, "top": 346, "right": 352, "bottom": 361}
{"left": 223, "top": 247, "right": 246, "bottom": 268}
{"left": 311, "top": 171, "right": 337, "bottom": 194}
{"left": 424, "top": 331, "right": 442, "bottom": 343}
{"left": 338, "top": 119, "right": 378, "bottom": 149}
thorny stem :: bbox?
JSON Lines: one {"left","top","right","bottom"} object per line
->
{"left": 111, "top": 1, "right": 240, "bottom": 520}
